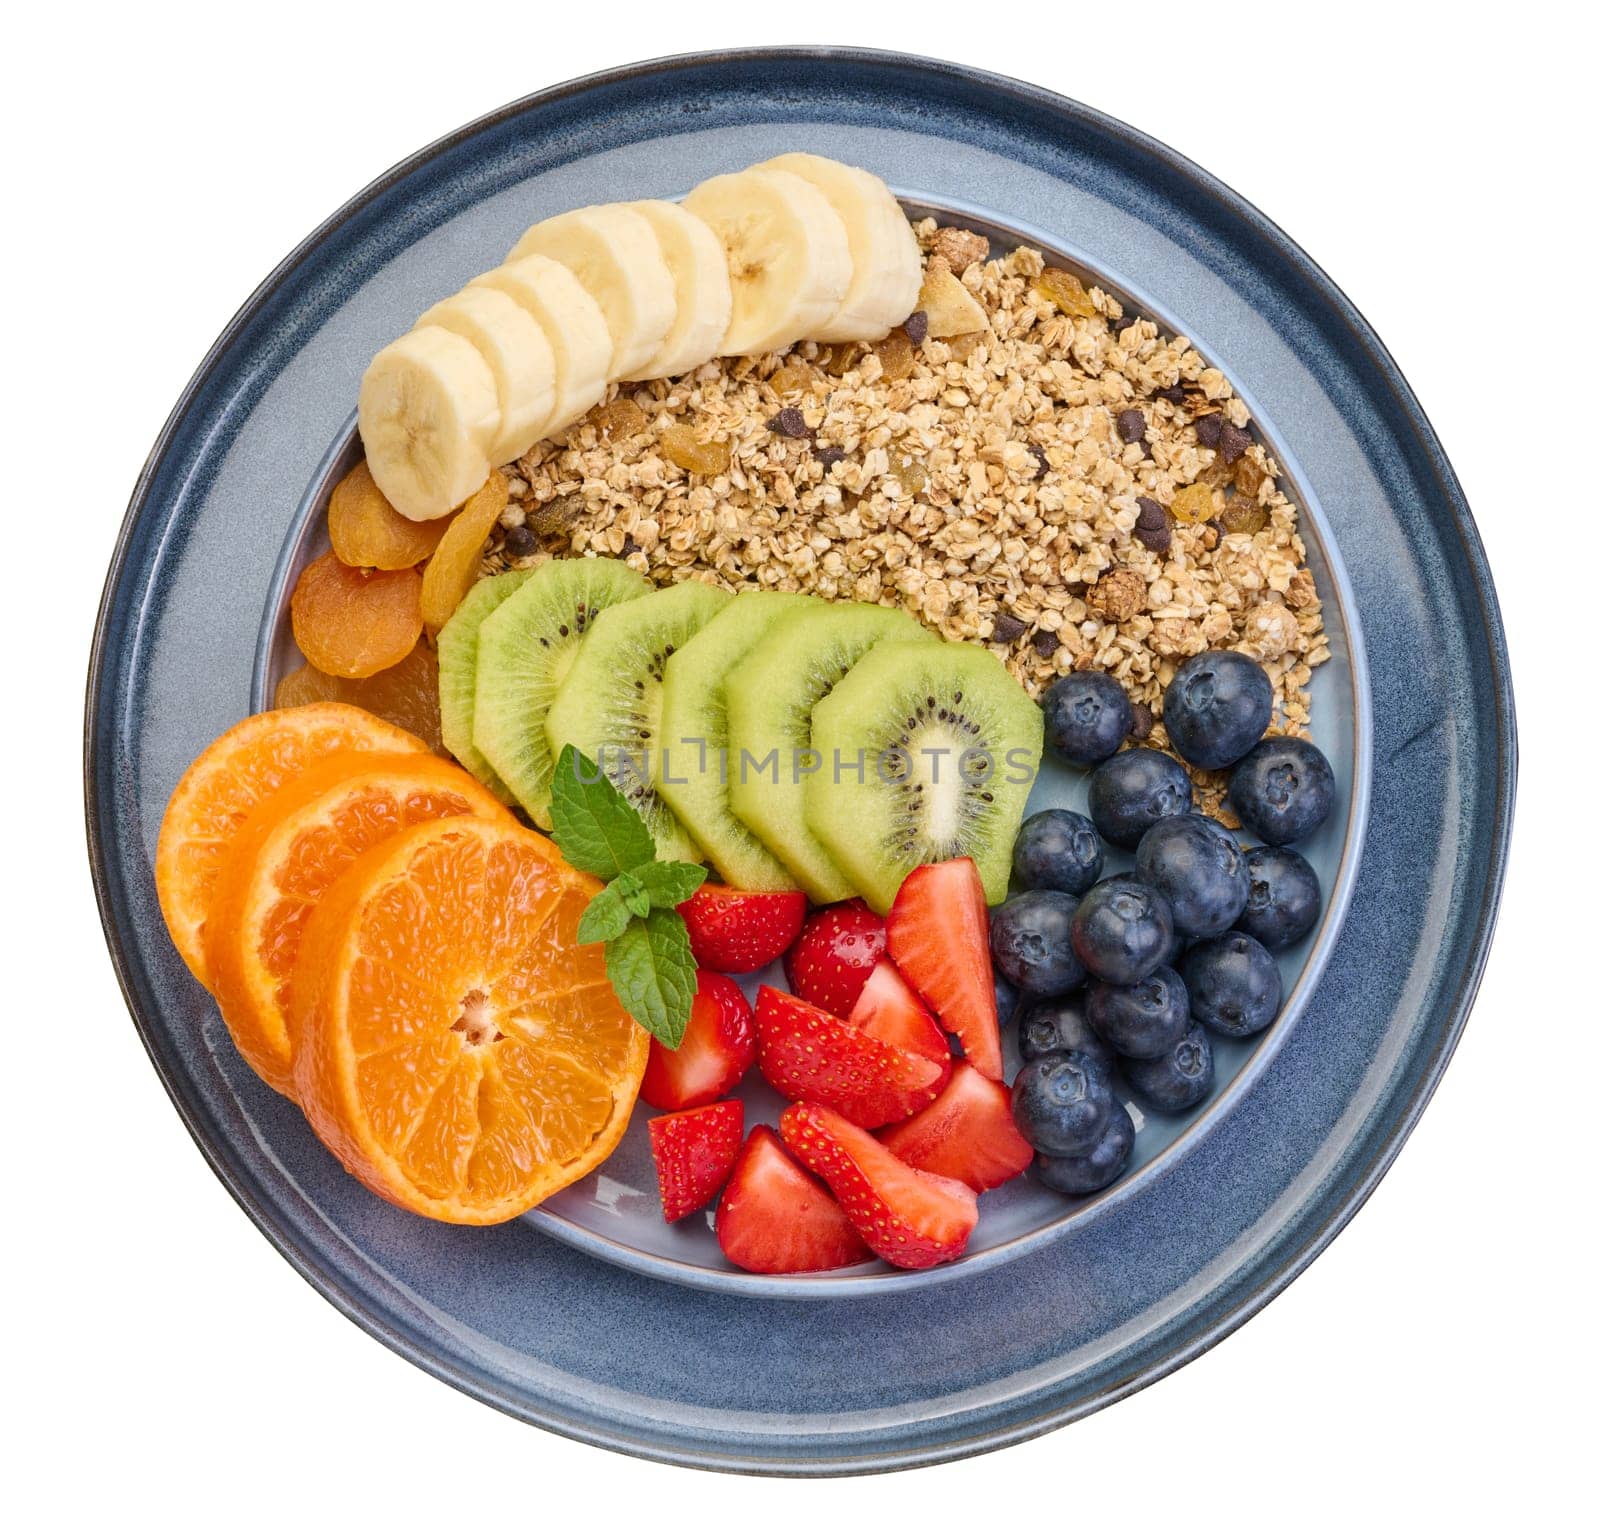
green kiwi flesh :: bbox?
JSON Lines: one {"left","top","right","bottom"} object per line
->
{"left": 436, "top": 568, "right": 533, "bottom": 804}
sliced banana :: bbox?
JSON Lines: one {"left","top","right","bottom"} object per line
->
{"left": 470, "top": 255, "right": 613, "bottom": 434}
{"left": 358, "top": 326, "right": 499, "bottom": 522}
{"left": 509, "top": 205, "right": 676, "bottom": 380}
{"left": 625, "top": 200, "right": 733, "bottom": 379}
{"left": 415, "top": 286, "right": 557, "bottom": 465}
{"left": 758, "top": 154, "right": 920, "bottom": 343}
{"left": 682, "top": 168, "right": 852, "bottom": 357}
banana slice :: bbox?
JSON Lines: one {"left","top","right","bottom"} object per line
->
{"left": 415, "top": 286, "right": 557, "bottom": 465}
{"left": 358, "top": 327, "right": 499, "bottom": 522}
{"left": 470, "top": 255, "right": 613, "bottom": 434}
{"left": 625, "top": 200, "right": 733, "bottom": 379}
{"left": 682, "top": 168, "right": 852, "bottom": 357}
{"left": 509, "top": 205, "right": 676, "bottom": 381}
{"left": 759, "top": 153, "right": 920, "bottom": 343}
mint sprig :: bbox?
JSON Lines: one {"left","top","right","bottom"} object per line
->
{"left": 551, "top": 745, "right": 705, "bottom": 1048}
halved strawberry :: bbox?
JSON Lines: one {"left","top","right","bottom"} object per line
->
{"left": 755, "top": 985, "right": 944, "bottom": 1129}
{"left": 680, "top": 883, "right": 808, "bottom": 974}
{"left": 649, "top": 1099, "right": 745, "bottom": 1223}
{"left": 640, "top": 969, "right": 755, "bottom": 1111}
{"left": 848, "top": 959, "right": 952, "bottom": 1108}
{"left": 879, "top": 1061, "right": 1034, "bottom": 1192}
{"left": 780, "top": 1103, "right": 979, "bottom": 1269}
{"left": 715, "top": 1125, "right": 873, "bottom": 1274}
{"left": 782, "top": 899, "right": 887, "bottom": 1016}
{"left": 886, "top": 858, "right": 1002, "bottom": 1081}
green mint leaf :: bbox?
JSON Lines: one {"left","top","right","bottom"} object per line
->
{"left": 613, "top": 871, "right": 652, "bottom": 919}
{"left": 548, "top": 744, "right": 656, "bottom": 881}
{"left": 604, "top": 908, "right": 698, "bottom": 1049}
{"left": 576, "top": 884, "right": 632, "bottom": 945}
{"left": 634, "top": 860, "right": 708, "bottom": 910}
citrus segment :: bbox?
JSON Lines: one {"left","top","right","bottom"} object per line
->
{"left": 155, "top": 703, "right": 427, "bottom": 987}
{"left": 203, "top": 752, "right": 513, "bottom": 1095}
{"left": 290, "top": 550, "right": 424, "bottom": 679}
{"left": 274, "top": 640, "right": 445, "bottom": 753}
{"left": 291, "top": 817, "right": 647, "bottom": 1224}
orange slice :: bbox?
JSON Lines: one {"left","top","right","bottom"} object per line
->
{"left": 291, "top": 817, "right": 647, "bottom": 1224}
{"left": 155, "top": 704, "right": 427, "bottom": 988}
{"left": 203, "top": 753, "right": 515, "bottom": 1095}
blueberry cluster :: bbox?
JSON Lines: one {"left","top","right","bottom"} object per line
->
{"left": 998, "top": 651, "right": 1334, "bottom": 1199}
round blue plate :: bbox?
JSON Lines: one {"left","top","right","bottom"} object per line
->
{"left": 87, "top": 50, "right": 1515, "bottom": 1472}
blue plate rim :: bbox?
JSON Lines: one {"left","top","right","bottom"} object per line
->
{"left": 85, "top": 46, "right": 1517, "bottom": 1467}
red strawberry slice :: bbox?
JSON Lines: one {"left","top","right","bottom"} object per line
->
{"left": 879, "top": 1061, "right": 1034, "bottom": 1193}
{"left": 648, "top": 1099, "right": 745, "bottom": 1223}
{"left": 640, "top": 969, "right": 755, "bottom": 1111}
{"left": 780, "top": 1103, "right": 979, "bottom": 1269}
{"left": 754, "top": 985, "right": 944, "bottom": 1129}
{"left": 715, "top": 1125, "right": 874, "bottom": 1274}
{"left": 886, "top": 858, "right": 1002, "bottom": 1081}
{"left": 680, "top": 883, "right": 808, "bottom": 974}
{"left": 782, "top": 899, "right": 887, "bottom": 1016}
{"left": 847, "top": 959, "right": 952, "bottom": 1108}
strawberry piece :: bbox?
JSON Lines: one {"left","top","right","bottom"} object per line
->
{"left": 848, "top": 959, "right": 952, "bottom": 1109}
{"left": 648, "top": 1099, "right": 745, "bottom": 1223}
{"left": 640, "top": 969, "right": 755, "bottom": 1111}
{"left": 754, "top": 985, "right": 944, "bottom": 1129}
{"left": 782, "top": 899, "right": 887, "bottom": 1016}
{"left": 879, "top": 1062, "right": 1034, "bottom": 1192}
{"left": 780, "top": 1103, "right": 979, "bottom": 1269}
{"left": 680, "top": 883, "right": 808, "bottom": 974}
{"left": 886, "top": 859, "right": 1002, "bottom": 1081}
{"left": 715, "top": 1125, "right": 873, "bottom": 1274}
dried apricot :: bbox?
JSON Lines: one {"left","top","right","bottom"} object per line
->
{"left": 290, "top": 551, "right": 423, "bottom": 679}
{"left": 327, "top": 460, "right": 450, "bottom": 570}
{"left": 1032, "top": 267, "right": 1097, "bottom": 318}
{"left": 1169, "top": 483, "right": 1219, "bottom": 525}
{"left": 593, "top": 395, "right": 647, "bottom": 442}
{"left": 274, "top": 640, "right": 443, "bottom": 752}
{"left": 420, "top": 470, "right": 510, "bottom": 633}
{"left": 872, "top": 328, "right": 915, "bottom": 382}
{"left": 661, "top": 423, "right": 730, "bottom": 476}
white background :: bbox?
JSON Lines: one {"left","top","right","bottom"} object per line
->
{"left": 9, "top": 1, "right": 1590, "bottom": 1515}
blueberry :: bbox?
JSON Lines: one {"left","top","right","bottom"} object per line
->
{"left": 1180, "top": 932, "right": 1282, "bottom": 1037}
{"left": 1162, "top": 650, "right": 1273, "bottom": 768}
{"left": 1123, "top": 1021, "right": 1215, "bottom": 1113}
{"left": 1016, "top": 995, "right": 1114, "bottom": 1074}
{"left": 989, "top": 891, "right": 1085, "bottom": 998}
{"left": 1086, "top": 966, "right": 1190, "bottom": 1058}
{"left": 1228, "top": 737, "right": 1335, "bottom": 846}
{"left": 1070, "top": 874, "right": 1175, "bottom": 986}
{"left": 994, "top": 974, "right": 1022, "bottom": 1027}
{"left": 1011, "top": 1054, "right": 1116, "bottom": 1157}
{"left": 1012, "top": 809, "right": 1104, "bottom": 895}
{"left": 1040, "top": 671, "right": 1133, "bottom": 766}
{"left": 1135, "top": 813, "right": 1249, "bottom": 939}
{"left": 1237, "top": 846, "right": 1322, "bottom": 950}
{"left": 1088, "top": 748, "right": 1193, "bottom": 849}
{"left": 1033, "top": 1104, "right": 1135, "bottom": 1195}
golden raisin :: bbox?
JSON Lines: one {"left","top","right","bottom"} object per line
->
{"left": 420, "top": 470, "right": 510, "bottom": 633}
{"left": 888, "top": 449, "right": 928, "bottom": 498}
{"left": 821, "top": 343, "right": 862, "bottom": 377}
{"left": 328, "top": 461, "right": 450, "bottom": 570}
{"left": 661, "top": 423, "right": 730, "bottom": 476}
{"left": 274, "top": 640, "right": 444, "bottom": 752}
{"left": 872, "top": 328, "right": 915, "bottom": 382}
{"left": 945, "top": 332, "right": 982, "bottom": 362}
{"left": 593, "top": 395, "right": 647, "bottom": 442}
{"left": 1233, "top": 454, "right": 1271, "bottom": 496}
{"left": 1032, "top": 266, "right": 1097, "bottom": 318}
{"left": 1218, "top": 496, "right": 1269, "bottom": 536}
{"left": 1169, "top": 483, "right": 1219, "bottom": 525}
{"left": 770, "top": 363, "right": 815, "bottom": 397}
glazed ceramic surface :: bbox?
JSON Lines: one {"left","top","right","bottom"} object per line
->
{"left": 88, "top": 50, "right": 1514, "bottom": 1471}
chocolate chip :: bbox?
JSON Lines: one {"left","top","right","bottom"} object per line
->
{"left": 1032, "top": 629, "right": 1061, "bottom": 659}
{"left": 1115, "top": 408, "right": 1146, "bottom": 443}
{"left": 502, "top": 524, "right": 538, "bottom": 559}
{"left": 1112, "top": 315, "right": 1137, "bottom": 334}
{"left": 619, "top": 535, "right": 639, "bottom": 559}
{"left": 768, "top": 406, "right": 812, "bottom": 439}
{"left": 1218, "top": 421, "right": 1251, "bottom": 465}
{"left": 904, "top": 310, "right": 929, "bottom": 345}
{"left": 1129, "top": 701, "right": 1154, "bottom": 741}
{"left": 1134, "top": 495, "right": 1172, "bottom": 554}
{"left": 1155, "top": 384, "right": 1187, "bottom": 405}
{"left": 1028, "top": 443, "right": 1050, "bottom": 480}
{"left": 992, "top": 612, "right": 1027, "bottom": 643}
{"left": 1194, "top": 413, "right": 1224, "bottom": 450}
{"left": 813, "top": 444, "right": 845, "bottom": 468}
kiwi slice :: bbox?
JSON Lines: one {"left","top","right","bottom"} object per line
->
{"left": 805, "top": 640, "right": 1044, "bottom": 913}
{"left": 473, "top": 557, "right": 651, "bottom": 828}
{"left": 546, "top": 579, "right": 733, "bottom": 861}
{"left": 657, "top": 589, "right": 812, "bottom": 891}
{"left": 726, "top": 603, "right": 934, "bottom": 902}
{"left": 437, "top": 569, "right": 533, "bottom": 803}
